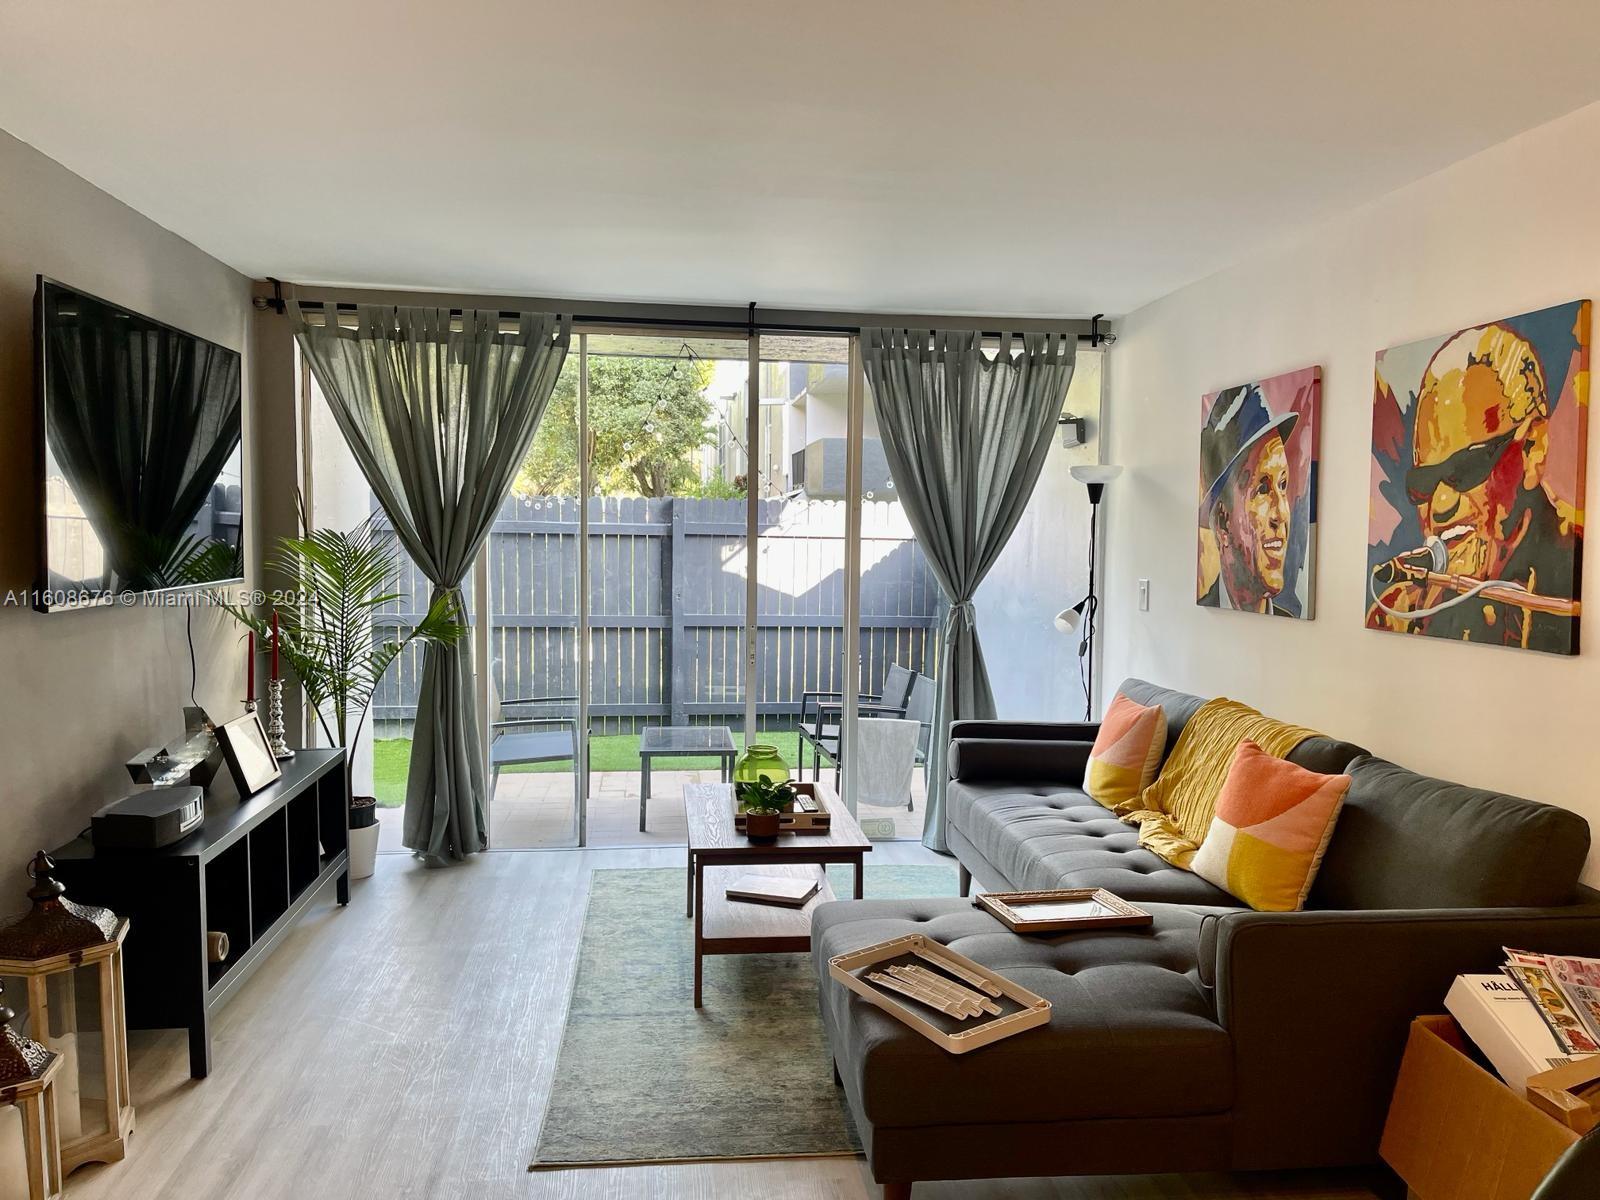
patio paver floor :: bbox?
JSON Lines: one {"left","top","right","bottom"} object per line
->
{"left": 376, "top": 768, "right": 926, "bottom": 850}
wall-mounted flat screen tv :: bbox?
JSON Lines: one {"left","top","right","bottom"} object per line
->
{"left": 35, "top": 277, "right": 244, "bottom": 612}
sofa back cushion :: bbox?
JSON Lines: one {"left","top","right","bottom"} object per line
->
{"left": 1113, "top": 679, "right": 1367, "bottom": 774}
{"left": 1114, "top": 678, "right": 1207, "bottom": 763}
{"left": 1285, "top": 735, "right": 1368, "bottom": 776}
{"left": 1310, "top": 755, "right": 1591, "bottom": 910}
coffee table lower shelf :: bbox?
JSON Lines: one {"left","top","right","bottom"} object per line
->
{"left": 700, "top": 865, "right": 836, "bottom": 955}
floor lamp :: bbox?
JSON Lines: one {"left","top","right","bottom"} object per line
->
{"left": 1056, "top": 465, "right": 1123, "bottom": 719}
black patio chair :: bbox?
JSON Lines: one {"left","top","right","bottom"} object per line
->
{"left": 489, "top": 689, "right": 582, "bottom": 836}
{"left": 801, "top": 666, "right": 933, "bottom": 812}
{"left": 797, "top": 663, "right": 914, "bottom": 781}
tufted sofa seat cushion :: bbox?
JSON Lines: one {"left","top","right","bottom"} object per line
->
{"left": 813, "top": 898, "right": 1233, "bottom": 1127}
{"left": 947, "top": 780, "right": 1243, "bottom": 905}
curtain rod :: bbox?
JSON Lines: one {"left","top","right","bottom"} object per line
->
{"left": 274, "top": 293, "right": 1113, "bottom": 347}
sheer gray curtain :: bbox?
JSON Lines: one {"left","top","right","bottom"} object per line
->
{"left": 861, "top": 328, "right": 1074, "bottom": 851}
{"left": 293, "top": 304, "right": 570, "bottom": 864}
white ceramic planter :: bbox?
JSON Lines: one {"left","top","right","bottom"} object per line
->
{"left": 348, "top": 822, "right": 380, "bottom": 880}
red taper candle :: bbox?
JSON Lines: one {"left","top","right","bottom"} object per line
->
{"left": 246, "top": 629, "right": 255, "bottom": 701}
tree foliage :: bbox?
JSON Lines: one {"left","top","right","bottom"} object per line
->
{"left": 515, "top": 354, "right": 722, "bottom": 498}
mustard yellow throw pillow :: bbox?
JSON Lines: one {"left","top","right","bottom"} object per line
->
{"left": 1190, "top": 739, "right": 1350, "bottom": 912}
{"left": 1084, "top": 693, "right": 1166, "bottom": 810}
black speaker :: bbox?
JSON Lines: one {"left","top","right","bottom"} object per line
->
{"left": 91, "top": 786, "right": 205, "bottom": 850}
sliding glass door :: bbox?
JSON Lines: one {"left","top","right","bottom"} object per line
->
{"left": 581, "top": 333, "right": 752, "bottom": 847}
{"left": 480, "top": 327, "right": 932, "bottom": 849}
{"left": 481, "top": 350, "right": 583, "bottom": 848}
{"left": 751, "top": 335, "right": 867, "bottom": 816}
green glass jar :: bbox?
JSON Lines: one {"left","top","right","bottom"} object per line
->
{"left": 734, "top": 742, "right": 790, "bottom": 786}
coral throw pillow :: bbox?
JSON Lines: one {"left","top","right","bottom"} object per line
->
{"left": 1191, "top": 740, "right": 1350, "bottom": 912}
{"left": 1085, "top": 693, "right": 1166, "bottom": 810}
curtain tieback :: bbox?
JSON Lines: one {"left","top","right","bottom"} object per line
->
{"left": 945, "top": 599, "right": 978, "bottom": 630}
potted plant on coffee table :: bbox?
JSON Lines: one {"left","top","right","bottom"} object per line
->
{"left": 736, "top": 776, "right": 796, "bottom": 843}
{"left": 228, "top": 513, "right": 464, "bottom": 880}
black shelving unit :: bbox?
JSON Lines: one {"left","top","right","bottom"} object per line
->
{"left": 52, "top": 749, "right": 349, "bottom": 1079}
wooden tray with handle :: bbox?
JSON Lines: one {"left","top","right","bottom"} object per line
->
{"left": 733, "top": 780, "right": 833, "bottom": 834}
{"left": 828, "top": 933, "right": 1050, "bottom": 1054}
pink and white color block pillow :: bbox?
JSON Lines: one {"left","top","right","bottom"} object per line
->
{"left": 1190, "top": 739, "right": 1350, "bottom": 912}
{"left": 1084, "top": 693, "right": 1167, "bottom": 810}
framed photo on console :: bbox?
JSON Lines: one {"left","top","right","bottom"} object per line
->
{"left": 216, "top": 711, "right": 282, "bottom": 795}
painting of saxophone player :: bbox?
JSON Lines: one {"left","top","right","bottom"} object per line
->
{"left": 1368, "top": 301, "right": 1590, "bottom": 655}
{"left": 1198, "top": 367, "right": 1321, "bottom": 618}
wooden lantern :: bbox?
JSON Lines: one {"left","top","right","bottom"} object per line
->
{"left": 0, "top": 854, "right": 132, "bottom": 1175}
{"left": 0, "top": 983, "right": 64, "bottom": 1200}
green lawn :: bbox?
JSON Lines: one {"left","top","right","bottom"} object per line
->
{"left": 372, "top": 728, "right": 808, "bottom": 808}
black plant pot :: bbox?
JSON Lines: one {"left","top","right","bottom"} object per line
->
{"left": 350, "top": 795, "right": 379, "bottom": 830}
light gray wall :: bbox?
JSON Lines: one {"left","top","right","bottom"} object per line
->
{"left": 1100, "top": 100, "right": 1600, "bottom": 884}
{"left": 0, "top": 129, "right": 255, "bottom": 873}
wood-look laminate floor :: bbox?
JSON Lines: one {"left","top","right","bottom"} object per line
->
{"left": 64, "top": 846, "right": 1382, "bottom": 1200}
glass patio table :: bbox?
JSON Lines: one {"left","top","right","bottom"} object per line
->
{"left": 638, "top": 724, "right": 738, "bottom": 831}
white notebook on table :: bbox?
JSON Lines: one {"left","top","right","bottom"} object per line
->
{"left": 725, "top": 873, "right": 821, "bottom": 907}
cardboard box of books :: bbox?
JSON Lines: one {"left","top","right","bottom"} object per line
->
{"left": 1446, "top": 974, "right": 1585, "bottom": 1095}
{"left": 1445, "top": 948, "right": 1600, "bottom": 1133}
{"left": 1381, "top": 1015, "right": 1578, "bottom": 1200}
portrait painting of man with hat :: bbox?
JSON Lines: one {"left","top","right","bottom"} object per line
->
{"left": 1197, "top": 366, "right": 1322, "bottom": 618}
{"left": 1367, "top": 301, "right": 1589, "bottom": 655}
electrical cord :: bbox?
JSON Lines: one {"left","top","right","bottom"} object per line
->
{"left": 1078, "top": 598, "right": 1095, "bottom": 716}
{"left": 186, "top": 604, "right": 198, "bottom": 707}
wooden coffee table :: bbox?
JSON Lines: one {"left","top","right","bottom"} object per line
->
{"left": 683, "top": 780, "right": 871, "bottom": 1007}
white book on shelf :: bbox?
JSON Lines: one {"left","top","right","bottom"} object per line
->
{"left": 724, "top": 873, "right": 820, "bottom": 907}
{"left": 1446, "top": 973, "right": 1591, "bottom": 1094}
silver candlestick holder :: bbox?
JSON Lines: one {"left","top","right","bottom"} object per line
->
{"left": 267, "top": 678, "right": 295, "bottom": 760}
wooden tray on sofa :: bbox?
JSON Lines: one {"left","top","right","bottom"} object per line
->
{"left": 828, "top": 933, "right": 1051, "bottom": 1054}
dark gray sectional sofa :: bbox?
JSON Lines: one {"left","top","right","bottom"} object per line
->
{"left": 812, "top": 679, "right": 1600, "bottom": 1199}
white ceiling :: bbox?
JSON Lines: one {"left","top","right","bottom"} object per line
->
{"left": 2, "top": 0, "right": 1599, "bottom": 318}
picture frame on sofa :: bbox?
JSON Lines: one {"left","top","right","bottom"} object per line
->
{"left": 975, "top": 888, "right": 1153, "bottom": 933}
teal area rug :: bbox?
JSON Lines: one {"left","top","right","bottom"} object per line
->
{"left": 531, "top": 863, "right": 958, "bottom": 1168}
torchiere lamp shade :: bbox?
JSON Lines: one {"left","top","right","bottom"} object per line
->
{"left": 1068, "top": 464, "right": 1124, "bottom": 486}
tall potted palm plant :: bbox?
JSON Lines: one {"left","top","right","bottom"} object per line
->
{"left": 229, "top": 513, "right": 464, "bottom": 878}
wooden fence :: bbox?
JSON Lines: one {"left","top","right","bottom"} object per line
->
{"left": 372, "top": 495, "right": 942, "bottom": 735}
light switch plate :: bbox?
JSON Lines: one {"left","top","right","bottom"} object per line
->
{"left": 1138, "top": 579, "right": 1150, "bottom": 611}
